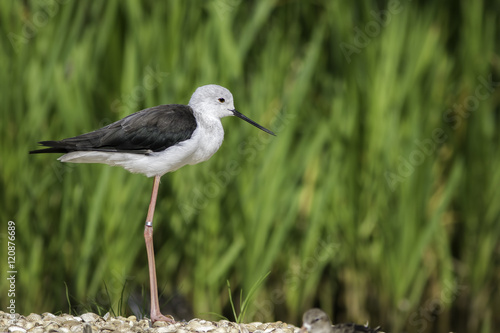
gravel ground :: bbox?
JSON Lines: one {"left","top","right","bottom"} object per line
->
{"left": 0, "top": 311, "right": 300, "bottom": 333}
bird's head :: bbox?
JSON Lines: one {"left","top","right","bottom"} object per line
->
{"left": 301, "top": 308, "right": 332, "bottom": 333}
{"left": 189, "top": 84, "right": 275, "bottom": 136}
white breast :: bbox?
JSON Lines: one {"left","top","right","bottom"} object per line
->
{"left": 187, "top": 118, "right": 225, "bottom": 165}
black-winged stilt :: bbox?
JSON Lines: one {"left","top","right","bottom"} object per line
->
{"left": 30, "top": 84, "right": 275, "bottom": 323}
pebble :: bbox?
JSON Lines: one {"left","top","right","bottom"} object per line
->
{"left": 0, "top": 311, "right": 300, "bottom": 333}
{"left": 44, "top": 322, "right": 60, "bottom": 330}
{"left": 29, "top": 328, "right": 44, "bottom": 333}
{"left": 156, "top": 324, "right": 180, "bottom": 332}
{"left": 80, "top": 312, "right": 100, "bottom": 323}
{"left": 42, "top": 312, "right": 56, "bottom": 319}
{"left": 187, "top": 319, "right": 216, "bottom": 332}
{"left": 25, "top": 313, "right": 42, "bottom": 322}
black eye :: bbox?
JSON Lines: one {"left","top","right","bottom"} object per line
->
{"left": 218, "top": 98, "right": 225, "bottom": 103}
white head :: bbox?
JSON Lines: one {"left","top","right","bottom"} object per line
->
{"left": 189, "top": 84, "right": 235, "bottom": 119}
{"left": 301, "top": 308, "right": 332, "bottom": 333}
{"left": 189, "top": 84, "right": 276, "bottom": 136}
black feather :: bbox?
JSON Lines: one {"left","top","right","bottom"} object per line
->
{"left": 29, "top": 104, "right": 197, "bottom": 155}
{"left": 332, "top": 323, "right": 382, "bottom": 333}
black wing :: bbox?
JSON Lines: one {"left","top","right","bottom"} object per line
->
{"left": 332, "top": 323, "right": 383, "bottom": 333}
{"left": 29, "top": 104, "right": 197, "bottom": 155}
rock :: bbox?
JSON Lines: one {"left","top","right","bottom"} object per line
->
{"left": 42, "top": 312, "right": 56, "bottom": 319}
{"left": 136, "top": 319, "right": 150, "bottom": 329}
{"left": 43, "top": 322, "right": 60, "bottom": 330}
{"left": 187, "top": 319, "right": 216, "bottom": 332}
{"left": 80, "top": 313, "right": 100, "bottom": 323}
{"left": 238, "top": 324, "right": 250, "bottom": 333}
{"left": 64, "top": 320, "right": 83, "bottom": 328}
{"left": 82, "top": 324, "right": 94, "bottom": 333}
{"left": 155, "top": 326, "right": 181, "bottom": 333}
{"left": 25, "top": 313, "right": 42, "bottom": 322}
{"left": 245, "top": 323, "right": 259, "bottom": 332}
{"left": 23, "top": 322, "right": 34, "bottom": 330}
{"left": 28, "top": 328, "right": 44, "bottom": 333}
{"left": 153, "top": 320, "right": 170, "bottom": 327}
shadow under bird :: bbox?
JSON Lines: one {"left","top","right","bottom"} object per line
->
{"left": 30, "top": 84, "right": 275, "bottom": 323}
{"left": 301, "top": 308, "right": 383, "bottom": 333}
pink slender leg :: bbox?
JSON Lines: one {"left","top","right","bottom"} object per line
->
{"left": 144, "top": 175, "right": 175, "bottom": 323}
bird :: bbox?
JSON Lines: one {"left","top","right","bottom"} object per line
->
{"left": 30, "top": 84, "right": 275, "bottom": 323}
{"left": 300, "top": 308, "right": 383, "bottom": 333}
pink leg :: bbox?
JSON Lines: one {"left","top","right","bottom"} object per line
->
{"left": 144, "top": 175, "right": 175, "bottom": 323}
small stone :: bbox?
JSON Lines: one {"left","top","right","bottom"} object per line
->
{"left": 153, "top": 321, "right": 169, "bottom": 327}
{"left": 42, "top": 313, "right": 56, "bottom": 319}
{"left": 101, "top": 323, "right": 116, "bottom": 330}
{"left": 216, "top": 329, "right": 230, "bottom": 333}
{"left": 136, "top": 319, "right": 150, "bottom": 329}
{"left": 28, "top": 328, "right": 44, "bottom": 333}
{"left": 43, "top": 322, "right": 59, "bottom": 330}
{"left": 23, "top": 322, "right": 34, "bottom": 330}
{"left": 52, "top": 316, "right": 69, "bottom": 324}
{"left": 103, "top": 312, "right": 111, "bottom": 321}
{"left": 63, "top": 320, "right": 82, "bottom": 328}
{"left": 245, "top": 324, "right": 258, "bottom": 331}
{"left": 155, "top": 324, "right": 179, "bottom": 332}
{"left": 34, "top": 319, "right": 45, "bottom": 326}
{"left": 7, "top": 326, "right": 26, "bottom": 333}
{"left": 127, "top": 315, "right": 137, "bottom": 322}
{"left": 26, "top": 313, "right": 42, "bottom": 322}
{"left": 11, "top": 319, "right": 26, "bottom": 328}
{"left": 114, "top": 324, "right": 130, "bottom": 331}
{"left": 69, "top": 326, "right": 82, "bottom": 333}
{"left": 238, "top": 324, "right": 250, "bottom": 333}
{"left": 109, "top": 317, "right": 124, "bottom": 324}
{"left": 82, "top": 324, "right": 93, "bottom": 333}
{"left": 162, "top": 326, "right": 176, "bottom": 331}
{"left": 188, "top": 319, "right": 216, "bottom": 332}
{"left": 80, "top": 313, "right": 100, "bottom": 323}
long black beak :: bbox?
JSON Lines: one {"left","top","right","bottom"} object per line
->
{"left": 231, "top": 109, "right": 276, "bottom": 136}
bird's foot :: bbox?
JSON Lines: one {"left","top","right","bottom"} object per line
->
{"left": 150, "top": 312, "right": 175, "bottom": 324}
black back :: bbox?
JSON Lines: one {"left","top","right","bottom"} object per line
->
{"left": 29, "top": 104, "right": 197, "bottom": 155}
{"left": 332, "top": 323, "right": 382, "bottom": 333}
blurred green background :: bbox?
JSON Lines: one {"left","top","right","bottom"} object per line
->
{"left": 1, "top": 1, "right": 499, "bottom": 332}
